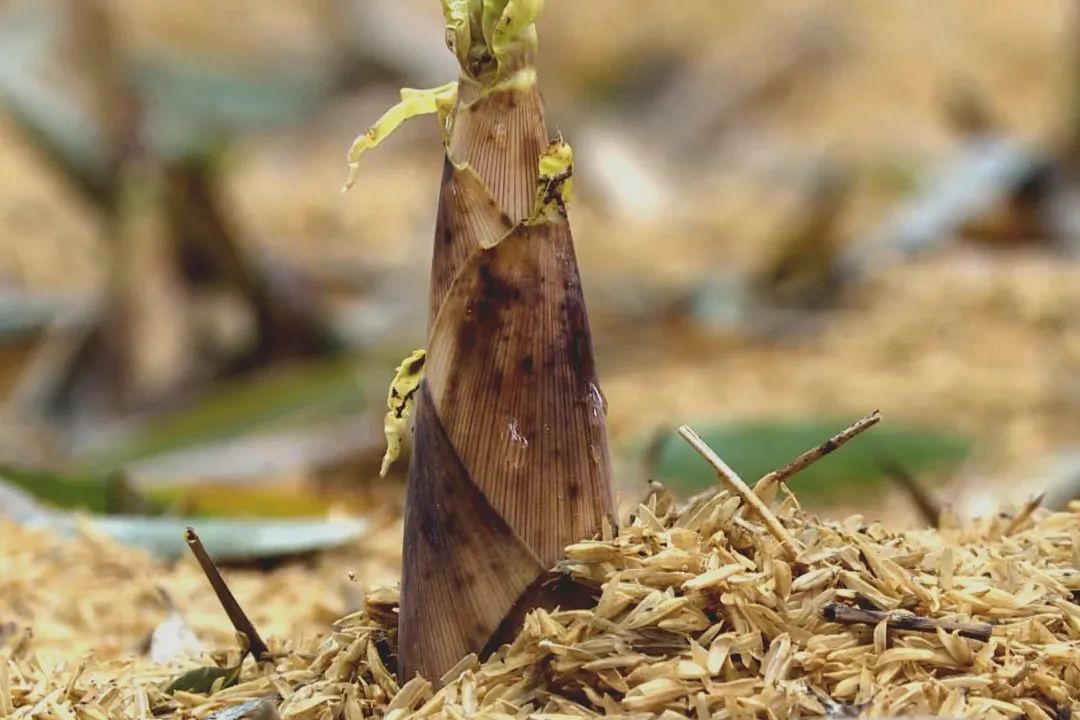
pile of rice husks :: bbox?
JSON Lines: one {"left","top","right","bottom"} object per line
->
{"left": 3, "top": 487, "right": 1079, "bottom": 720}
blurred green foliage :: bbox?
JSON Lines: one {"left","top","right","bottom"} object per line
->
{"left": 1, "top": 357, "right": 366, "bottom": 518}
{"left": 650, "top": 418, "right": 972, "bottom": 503}
{"left": 84, "top": 357, "right": 365, "bottom": 471}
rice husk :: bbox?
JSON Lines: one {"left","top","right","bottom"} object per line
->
{"left": 3, "top": 491, "right": 1078, "bottom": 719}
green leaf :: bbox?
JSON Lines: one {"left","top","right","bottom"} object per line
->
{"left": 165, "top": 660, "right": 245, "bottom": 695}
{"left": 649, "top": 418, "right": 972, "bottom": 504}
{"left": 3, "top": 359, "right": 369, "bottom": 520}
{"left": 81, "top": 357, "right": 366, "bottom": 472}
{"left": 0, "top": 464, "right": 156, "bottom": 514}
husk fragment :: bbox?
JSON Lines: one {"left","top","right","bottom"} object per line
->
{"left": 6, "top": 490, "right": 1078, "bottom": 718}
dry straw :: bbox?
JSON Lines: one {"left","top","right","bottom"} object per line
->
{"left": 4, "top": 459, "right": 1078, "bottom": 718}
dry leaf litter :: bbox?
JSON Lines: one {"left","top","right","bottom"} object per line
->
{"left": 3, "top": 485, "right": 1079, "bottom": 719}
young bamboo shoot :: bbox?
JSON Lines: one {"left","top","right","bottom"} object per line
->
{"left": 346, "top": 0, "right": 615, "bottom": 682}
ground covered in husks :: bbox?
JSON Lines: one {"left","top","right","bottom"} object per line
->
{"left": 4, "top": 489, "right": 1079, "bottom": 719}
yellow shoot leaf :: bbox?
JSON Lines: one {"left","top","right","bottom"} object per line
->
{"left": 488, "top": 0, "right": 544, "bottom": 68}
{"left": 529, "top": 136, "right": 574, "bottom": 223}
{"left": 441, "top": 0, "right": 540, "bottom": 82}
{"left": 442, "top": 0, "right": 481, "bottom": 69}
{"left": 481, "top": 67, "right": 539, "bottom": 97}
{"left": 380, "top": 349, "right": 427, "bottom": 478}
{"left": 538, "top": 136, "right": 573, "bottom": 187}
{"left": 343, "top": 82, "right": 458, "bottom": 192}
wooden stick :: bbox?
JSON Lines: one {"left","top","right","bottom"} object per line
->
{"left": 184, "top": 527, "right": 270, "bottom": 661}
{"left": 678, "top": 425, "right": 802, "bottom": 557}
{"left": 823, "top": 603, "right": 993, "bottom": 642}
{"left": 754, "top": 410, "right": 882, "bottom": 500}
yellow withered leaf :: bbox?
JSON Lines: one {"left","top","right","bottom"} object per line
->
{"left": 343, "top": 82, "right": 458, "bottom": 192}
{"left": 379, "top": 349, "right": 426, "bottom": 478}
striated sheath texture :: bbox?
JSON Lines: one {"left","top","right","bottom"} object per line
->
{"left": 375, "top": 1, "right": 617, "bottom": 684}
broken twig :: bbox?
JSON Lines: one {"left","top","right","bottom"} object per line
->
{"left": 879, "top": 456, "right": 943, "bottom": 528}
{"left": 678, "top": 425, "right": 802, "bottom": 556}
{"left": 823, "top": 603, "right": 993, "bottom": 642}
{"left": 184, "top": 527, "right": 270, "bottom": 661}
{"left": 754, "top": 410, "right": 882, "bottom": 500}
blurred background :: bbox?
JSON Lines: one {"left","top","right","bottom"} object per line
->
{"left": 0, "top": 0, "right": 1078, "bottom": 554}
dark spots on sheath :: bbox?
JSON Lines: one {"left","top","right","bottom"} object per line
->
{"left": 478, "top": 262, "right": 521, "bottom": 304}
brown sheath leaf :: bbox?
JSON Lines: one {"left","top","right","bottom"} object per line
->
{"left": 397, "top": 381, "right": 546, "bottom": 683}
{"left": 429, "top": 158, "right": 515, "bottom": 325}
{"left": 449, "top": 81, "right": 548, "bottom": 223}
{"left": 424, "top": 217, "right": 615, "bottom": 566}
